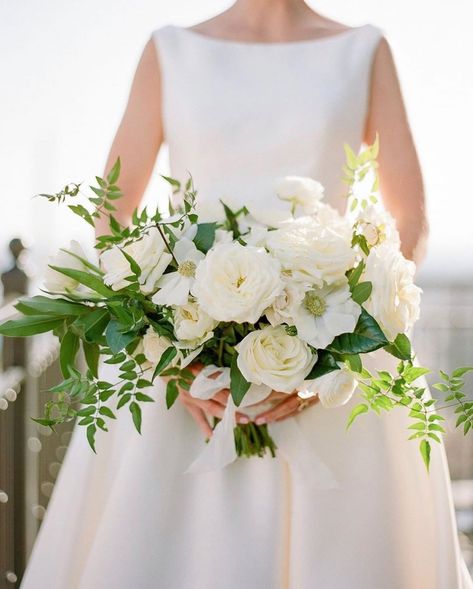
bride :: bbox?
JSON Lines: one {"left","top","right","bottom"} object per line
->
{"left": 21, "top": 1, "right": 472, "bottom": 587}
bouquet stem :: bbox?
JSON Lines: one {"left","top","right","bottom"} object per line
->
{"left": 233, "top": 422, "right": 277, "bottom": 458}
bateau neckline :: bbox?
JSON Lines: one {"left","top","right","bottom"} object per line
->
{"left": 172, "top": 23, "right": 371, "bottom": 48}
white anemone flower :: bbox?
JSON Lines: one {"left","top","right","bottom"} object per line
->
{"left": 152, "top": 238, "right": 205, "bottom": 306}
{"left": 293, "top": 280, "right": 361, "bottom": 349}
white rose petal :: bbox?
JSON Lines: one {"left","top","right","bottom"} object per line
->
{"left": 174, "top": 301, "right": 218, "bottom": 348}
{"left": 305, "top": 367, "right": 358, "bottom": 408}
{"left": 293, "top": 280, "right": 361, "bottom": 349}
{"left": 275, "top": 176, "right": 325, "bottom": 215}
{"left": 43, "top": 240, "right": 88, "bottom": 293}
{"left": 236, "top": 325, "right": 316, "bottom": 393}
{"left": 142, "top": 327, "right": 172, "bottom": 365}
{"left": 100, "top": 227, "right": 172, "bottom": 294}
{"left": 364, "top": 242, "right": 421, "bottom": 340}
{"left": 192, "top": 242, "right": 283, "bottom": 323}
{"left": 266, "top": 216, "right": 355, "bottom": 286}
{"left": 265, "top": 279, "right": 305, "bottom": 326}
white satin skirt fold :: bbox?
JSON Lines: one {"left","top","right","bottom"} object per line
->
{"left": 21, "top": 353, "right": 473, "bottom": 589}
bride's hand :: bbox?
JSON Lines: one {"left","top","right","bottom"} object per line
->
{"left": 253, "top": 392, "right": 319, "bottom": 425}
{"left": 173, "top": 362, "right": 251, "bottom": 438}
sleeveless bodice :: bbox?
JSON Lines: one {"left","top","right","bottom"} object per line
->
{"left": 152, "top": 24, "right": 383, "bottom": 221}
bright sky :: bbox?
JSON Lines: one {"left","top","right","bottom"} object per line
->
{"left": 1, "top": 0, "right": 472, "bottom": 283}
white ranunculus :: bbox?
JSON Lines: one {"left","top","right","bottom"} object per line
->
{"left": 266, "top": 216, "right": 356, "bottom": 286}
{"left": 43, "top": 240, "right": 88, "bottom": 293}
{"left": 236, "top": 325, "right": 316, "bottom": 393}
{"left": 265, "top": 280, "right": 305, "bottom": 326}
{"left": 304, "top": 367, "right": 358, "bottom": 408}
{"left": 355, "top": 205, "right": 400, "bottom": 248}
{"left": 275, "top": 176, "right": 325, "bottom": 215}
{"left": 100, "top": 227, "right": 172, "bottom": 294}
{"left": 363, "top": 242, "right": 421, "bottom": 340}
{"left": 173, "top": 302, "right": 218, "bottom": 348}
{"left": 192, "top": 242, "right": 283, "bottom": 323}
{"left": 293, "top": 280, "right": 361, "bottom": 349}
{"left": 142, "top": 327, "right": 172, "bottom": 365}
{"left": 152, "top": 237, "right": 205, "bottom": 306}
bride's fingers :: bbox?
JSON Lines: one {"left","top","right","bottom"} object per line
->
{"left": 181, "top": 400, "right": 213, "bottom": 438}
{"left": 254, "top": 395, "right": 298, "bottom": 424}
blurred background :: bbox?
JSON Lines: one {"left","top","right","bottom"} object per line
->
{"left": 0, "top": 0, "right": 472, "bottom": 585}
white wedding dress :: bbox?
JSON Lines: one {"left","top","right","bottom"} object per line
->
{"left": 21, "top": 24, "right": 473, "bottom": 589}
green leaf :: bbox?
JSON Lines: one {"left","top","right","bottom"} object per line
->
{"left": 403, "top": 366, "right": 430, "bottom": 383}
{"left": 306, "top": 350, "right": 339, "bottom": 380}
{"left": 152, "top": 347, "right": 178, "bottom": 380}
{"left": 452, "top": 366, "right": 473, "bottom": 378}
{"left": 106, "top": 157, "right": 121, "bottom": 185}
{"left": 419, "top": 439, "right": 431, "bottom": 471}
{"left": 346, "top": 403, "right": 369, "bottom": 429}
{"left": 194, "top": 223, "right": 217, "bottom": 253}
{"left": 83, "top": 341, "right": 100, "bottom": 377}
{"left": 105, "top": 320, "right": 136, "bottom": 354}
{"left": 49, "top": 266, "right": 116, "bottom": 297}
{"left": 118, "top": 248, "right": 141, "bottom": 278}
{"left": 230, "top": 355, "right": 251, "bottom": 406}
{"left": 117, "top": 393, "right": 132, "bottom": 409}
{"left": 384, "top": 333, "right": 412, "bottom": 361}
{"left": 129, "top": 401, "right": 142, "bottom": 434}
{"left": 343, "top": 354, "right": 362, "bottom": 373}
{"left": 59, "top": 331, "right": 80, "bottom": 377}
{"left": 99, "top": 406, "right": 116, "bottom": 419}
{"left": 86, "top": 424, "right": 97, "bottom": 453}
{"left": 166, "top": 380, "right": 179, "bottom": 409}
{"left": 351, "top": 281, "right": 372, "bottom": 305}
{"left": 15, "top": 295, "right": 88, "bottom": 317}
{"left": 72, "top": 308, "right": 109, "bottom": 342}
{"left": 0, "top": 315, "right": 64, "bottom": 337}
{"left": 328, "top": 309, "right": 388, "bottom": 355}
{"left": 68, "top": 204, "right": 94, "bottom": 226}
{"left": 135, "top": 392, "right": 154, "bottom": 402}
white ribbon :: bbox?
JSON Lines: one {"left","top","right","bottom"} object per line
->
{"left": 184, "top": 365, "right": 339, "bottom": 489}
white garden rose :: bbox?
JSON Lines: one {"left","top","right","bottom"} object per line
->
{"left": 236, "top": 325, "right": 316, "bottom": 393}
{"left": 142, "top": 327, "right": 172, "bottom": 365}
{"left": 192, "top": 242, "right": 283, "bottom": 323}
{"left": 303, "top": 367, "right": 358, "bottom": 408}
{"left": 275, "top": 176, "right": 325, "bottom": 215}
{"left": 43, "top": 240, "right": 88, "bottom": 293}
{"left": 363, "top": 242, "right": 421, "bottom": 340}
{"left": 266, "top": 216, "right": 356, "bottom": 286}
{"left": 173, "top": 301, "right": 218, "bottom": 348}
{"left": 100, "top": 227, "right": 172, "bottom": 294}
{"left": 265, "top": 280, "right": 305, "bottom": 326}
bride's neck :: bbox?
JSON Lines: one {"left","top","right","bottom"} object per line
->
{"left": 228, "top": 0, "right": 314, "bottom": 34}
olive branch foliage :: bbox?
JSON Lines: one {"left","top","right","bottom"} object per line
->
{"left": 1, "top": 148, "right": 472, "bottom": 467}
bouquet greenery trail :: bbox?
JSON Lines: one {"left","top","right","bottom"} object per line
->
{"left": 1, "top": 138, "right": 471, "bottom": 470}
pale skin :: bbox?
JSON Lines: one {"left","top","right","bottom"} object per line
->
{"left": 98, "top": 0, "right": 428, "bottom": 437}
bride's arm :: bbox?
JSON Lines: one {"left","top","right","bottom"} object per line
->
{"left": 95, "top": 39, "right": 163, "bottom": 235}
{"left": 364, "top": 37, "right": 429, "bottom": 263}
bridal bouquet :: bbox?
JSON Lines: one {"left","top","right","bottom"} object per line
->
{"left": 1, "top": 139, "right": 471, "bottom": 469}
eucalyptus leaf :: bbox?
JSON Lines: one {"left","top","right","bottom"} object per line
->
{"left": 105, "top": 320, "right": 136, "bottom": 354}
